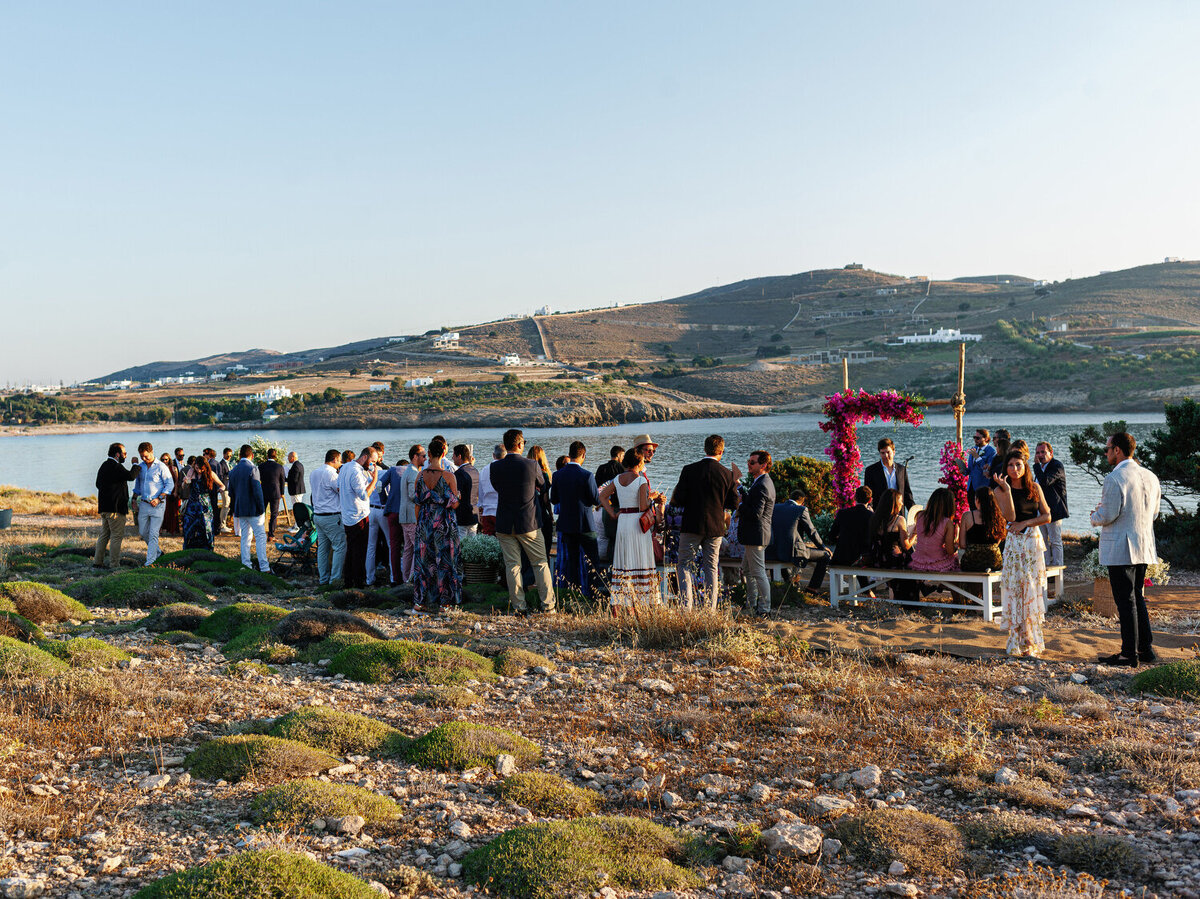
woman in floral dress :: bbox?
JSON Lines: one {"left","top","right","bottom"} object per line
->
{"left": 413, "top": 437, "right": 462, "bottom": 613}
{"left": 992, "top": 451, "right": 1051, "bottom": 657}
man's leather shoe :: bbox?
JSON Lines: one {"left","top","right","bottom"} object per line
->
{"left": 1139, "top": 652, "right": 1159, "bottom": 665}
{"left": 1098, "top": 653, "right": 1138, "bottom": 668}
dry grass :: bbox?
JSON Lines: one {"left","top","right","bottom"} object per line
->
{"left": 0, "top": 485, "right": 95, "bottom": 517}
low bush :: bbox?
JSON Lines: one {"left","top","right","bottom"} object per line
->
{"left": 497, "top": 772, "right": 599, "bottom": 817}
{"left": 959, "top": 811, "right": 1058, "bottom": 850}
{"left": 154, "top": 548, "right": 225, "bottom": 569}
{"left": 39, "top": 637, "right": 132, "bottom": 669}
{"left": 0, "top": 611, "right": 44, "bottom": 643}
{"left": 195, "top": 602, "right": 289, "bottom": 642}
{"left": 250, "top": 779, "right": 401, "bottom": 826}
{"left": 131, "top": 849, "right": 380, "bottom": 898}
{"left": 296, "top": 631, "right": 380, "bottom": 663}
{"left": 154, "top": 630, "right": 206, "bottom": 645}
{"left": 410, "top": 685, "right": 480, "bottom": 709}
{"left": 830, "top": 808, "right": 966, "bottom": 875}
{"left": 405, "top": 721, "right": 540, "bottom": 770}
{"left": 1049, "top": 832, "right": 1145, "bottom": 879}
{"left": 0, "top": 581, "right": 92, "bottom": 623}
{"left": 270, "top": 609, "right": 386, "bottom": 647}
{"left": 267, "top": 706, "right": 408, "bottom": 757}
{"left": 0, "top": 636, "right": 70, "bottom": 677}
{"left": 492, "top": 647, "right": 555, "bottom": 677}
{"left": 68, "top": 569, "right": 209, "bottom": 609}
{"left": 462, "top": 816, "right": 702, "bottom": 899}
{"left": 329, "top": 639, "right": 496, "bottom": 685}
{"left": 221, "top": 626, "right": 298, "bottom": 664}
{"left": 186, "top": 734, "right": 339, "bottom": 783}
{"left": 326, "top": 587, "right": 403, "bottom": 610}
{"left": 141, "top": 603, "right": 212, "bottom": 633}
{"left": 1130, "top": 659, "right": 1200, "bottom": 700}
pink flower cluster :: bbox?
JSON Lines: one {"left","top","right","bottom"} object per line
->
{"left": 938, "top": 440, "right": 970, "bottom": 522}
{"left": 820, "top": 389, "right": 925, "bottom": 508}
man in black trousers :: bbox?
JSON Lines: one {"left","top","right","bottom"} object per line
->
{"left": 671, "top": 434, "right": 740, "bottom": 610}
{"left": 94, "top": 442, "right": 137, "bottom": 568}
{"left": 258, "top": 448, "right": 287, "bottom": 539}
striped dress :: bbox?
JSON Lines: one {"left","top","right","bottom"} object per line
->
{"left": 610, "top": 475, "right": 657, "bottom": 607}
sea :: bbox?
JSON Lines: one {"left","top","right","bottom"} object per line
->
{"left": 0, "top": 412, "right": 1172, "bottom": 534}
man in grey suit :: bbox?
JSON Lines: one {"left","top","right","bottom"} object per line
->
{"left": 737, "top": 450, "right": 776, "bottom": 617}
{"left": 1090, "top": 431, "right": 1161, "bottom": 667}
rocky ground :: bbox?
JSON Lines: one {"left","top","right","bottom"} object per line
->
{"left": 0, "top": 520, "right": 1197, "bottom": 899}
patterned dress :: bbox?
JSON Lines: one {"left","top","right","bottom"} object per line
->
{"left": 610, "top": 476, "right": 657, "bottom": 608}
{"left": 999, "top": 488, "right": 1047, "bottom": 657}
{"left": 413, "top": 475, "right": 462, "bottom": 610}
{"left": 181, "top": 483, "right": 215, "bottom": 550}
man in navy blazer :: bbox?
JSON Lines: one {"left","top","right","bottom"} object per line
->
{"left": 550, "top": 440, "right": 601, "bottom": 601}
{"left": 491, "top": 429, "right": 556, "bottom": 614}
{"left": 768, "top": 487, "right": 831, "bottom": 595}
{"left": 258, "top": 448, "right": 287, "bottom": 538}
{"left": 1034, "top": 441, "right": 1069, "bottom": 567}
{"left": 737, "top": 451, "right": 777, "bottom": 616}
{"left": 229, "top": 444, "right": 270, "bottom": 573}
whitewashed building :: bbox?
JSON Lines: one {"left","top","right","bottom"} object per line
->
{"left": 892, "top": 328, "right": 982, "bottom": 345}
{"left": 246, "top": 385, "right": 293, "bottom": 403}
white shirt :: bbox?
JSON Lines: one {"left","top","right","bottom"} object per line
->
{"left": 338, "top": 460, "right": 373, "bottom": 526}
{"left": 479, "top": 461, "right": 499, "bottom": 517}
{"left": 883, "top": 464, "right": 898, "bottom": 491}
{"left": 308, "top": 464, "right": 341, "bottom": 514}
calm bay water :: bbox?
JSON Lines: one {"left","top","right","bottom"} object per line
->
{"left": 0, "top": 412, "right": 1169, "bottom": 533}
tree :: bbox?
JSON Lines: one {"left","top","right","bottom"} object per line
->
{"left": 752, "top": 456, "right": 835, "bottom": 515}
{"left": 958, "top": 302, "right": 971, "bottom": 311}
{"left": 1142, "top": 398, "right": 1200, "bottom": 496}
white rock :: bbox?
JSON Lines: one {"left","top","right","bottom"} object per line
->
{"left": 852, "top": 765, "right": 882, "bottom": 790}
{"left": 1065, "top": 803, "right": 1098, "bottom": 818}
{"left": 174, "top": 772, "right": 192, "bottom": 788}
{"left": 448, "top": 863, "right": 462, "bottom": 878}
{"left": 137, "top": 774, "right": 171, "bottom": 792}
{"left": 329, "top": 815, "right": 366, "bottom": 836}
{"left": 637, "top": 678, "right": 675, "bottom": 694}
{"left": 449, "top": 820, "right": 472, "bottom": 839}
{"left": 1069, "top": 673, "right": 1088, "bottom": 684}
{"left": 721, "top": 855, "right": 750, "bottom": 872}
{"left": 885, "top": 883, "right": 920, "bottom": 897}
{"left": 335, "top": 847, "right": 370, "bottom": 859}
{"left": 746, "top": 782, "right": 772, "bottom": 802}
{"left": 1010, "top": 685, "right": 1031, "bottom": 695}
{"left": 99, "top": 857, "right": 123, "bottom": 874}
{"left": 118, "top": 657, "right": 141, "bottom": 669}
{"left": 807, "top": 795, "right": 854, "bottom": 817}
{"left": 888, "top": 861, "right": 908, "bottom": 876}
{"left": 495, "top": 754, "right": 517, "bottom": 777}
{"left": 0, "top": 878, "right": 43, "bottom": 899}
{"left": 662, "top": 791, "right": 683, "bottom": 809}
{"left": 994, "top": 767, "right": 1019, "bottom": 786}
{"left": 822, "top": 838, "right": 842, "bottom": 857}
{"left": 760, "top": 821, "right": 823, "bottom": 857}
{"left": 327, "top": 763, "right": 357, "bottom": 776}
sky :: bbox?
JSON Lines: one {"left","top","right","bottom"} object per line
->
{"left": 3, "top": 2, "right": 1199, "bottom": 385}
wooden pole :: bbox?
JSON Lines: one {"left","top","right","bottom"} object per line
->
{"left": 955, "top": 342, "right": 966, "bottom": 446}
{"left": 841, "top": 358, "right": 849, "bottom": 391}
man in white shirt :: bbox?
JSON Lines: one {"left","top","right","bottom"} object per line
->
{"left": 477, "top": 444, "right": 505, "bottom": 535}
{"left": 132, "top": 441, "right": 175, "bottom": 565}
{"left": 309, "top": 449, "right": 345, "bottom": 586}
{"left": 339, "top": 446, "right": 380, "bottom": 588}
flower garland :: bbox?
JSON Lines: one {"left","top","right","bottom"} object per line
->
{"left": 938, "top": 440, "right": 969, "bottom": 522}
{"left": 819, "top": 389, "right": 925, "bottom": 507}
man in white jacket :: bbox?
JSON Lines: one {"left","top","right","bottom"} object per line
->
{"left": 1090, "top": 431, "right": 1161, "bottom": 668}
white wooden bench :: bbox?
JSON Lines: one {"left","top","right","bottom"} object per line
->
{"left": 828, "top": 565, "right": 1066, "bottom": 622}
{"left": 718, "top": 558, "right": 803, "bottom": 586}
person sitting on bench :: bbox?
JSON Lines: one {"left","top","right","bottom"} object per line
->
{"left": 767, "top": 486, "right": 831, "bottom": 596}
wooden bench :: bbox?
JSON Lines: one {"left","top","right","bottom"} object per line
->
{"left": 718, "top": 558, "right": 804, "bottom": 587}
{"left": 828, "top": 565, "right": 1067, "bottom": 622}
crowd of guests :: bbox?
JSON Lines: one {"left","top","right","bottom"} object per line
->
{"left": 91, "top": 425, "right": 1160, "bottom": 667}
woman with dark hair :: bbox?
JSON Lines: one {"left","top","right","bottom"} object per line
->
{"left": 161, "top": 453, "right": 182, "bottom": 536}
{"left": 993, "top": 450, "right": 1051, "bottom": 657}
{"left": 958, "top": 487, "right": 1007, "bottom": 572}
{"left": 179, "top": 458, "right": 224, "bottom": 550}
{"left": 910, "top": 487, "right": 959, "bottom": 573}
{"left": 864, "top": 488, "right": 916, "bottom": 600}
{"left": 599, "top": 449, "right": 657, "bottom": 614}
{"left": 413, "top": 437, "right": 462, "bottom": 613}
{"left": 988, "top": 429, "right": 1012, "bottom": 479}
{"left": 527, "top": 445, "right": 555, "bottom": 560}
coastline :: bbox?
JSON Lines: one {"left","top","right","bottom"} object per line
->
{"left": 0, "top": 421, "right": 207, "bottom": 439}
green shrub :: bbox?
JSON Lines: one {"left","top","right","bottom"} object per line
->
{"left": 959, "top": 811, "right": 1058, "bottom": 850}
{"left": 0, "top": 611, "right": 44, "bottom": 643}
{"left": 131, "top": 849, "right": 379, "bottom": 898}
{"left": 830, "top": 808, "right": 966, "bottom": 874}
{"left": 492, "top": 647, "right": 555, "bottom": 677}
{"left": 250, "top": 779, "right": 401, "bottom": 826}
{"left": 227, "top": 660, "right": 274, "bottom": 677}
{"left": 142, "top": 603, "right": 212, "bottom": 633}
{"left": 0, "top": 581, "right": 92, "bottom": 623}
{"left": 1130, "top": 659, "right": 1200, "bottom": 700}
{"left": 154, "top": 549, "right": 226, "bottom": 569}
{"left": 762, "top": 455, "right": 835, "bottom": 515}
{"left": 462, "top": 817, "right": 702, "bottom": 899}
{"left": 154, "top": 630, "right": 206, "bottom": 645}
{"left": 221, "top": 625, "right": 298, "bottom": 664}
{"left": 267, "top": 706, "right": 408, "bottom": 757}
{"left": 0, "top": 636, "right": 70, "bottom": 677}
{"left": 186, "top": 735, "right": 339, "bottom": 783}
{"left": 195, "top": 603, "right": 289, "bottom": 642}
{"left": 39, "top": 637, "right": 132, "bottom": 669}
{"left": 195, "top": 565, "right": 288, "bottom": 594}
{"left": 410, "top": 685, "right": 481, "bottom": 709}
{"left": 329, "top": 639, "right": 496, "bottom": 685}
{"left": 270, "top": 609, "right": 386, "bottom": 647}
{"left": 498, "top": 772, "right": 599, "bottom": 817}
{"left": 405, "top": 721, "right": 540, "bottom": 770}
{"left": 68, "top": 569, "right": 209, "bottom": 609}
{"left": 1050, "top": 832, "right": 1145, "bottom": 879}
{"left": 296, "top": 631, "right": 380, "bottom": 663}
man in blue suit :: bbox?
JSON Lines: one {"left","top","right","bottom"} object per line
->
{"left": 228, "top": 443, "right": 270, "bottom": 573}
{"left": 769, "top": 487, "right": 831, "bottom": 596}
{"left": 550, "top": 440, "right": 601, "bottom": 601}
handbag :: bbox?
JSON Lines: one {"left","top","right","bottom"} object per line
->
{"left": 639, "top": 508, "right": 655, "bottom": 533}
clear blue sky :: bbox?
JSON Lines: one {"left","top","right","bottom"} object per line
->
{"left": 3, "top": 3, "right": 1198, "bottom": 384}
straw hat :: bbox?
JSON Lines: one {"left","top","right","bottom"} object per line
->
{"left": 631, "top": 434, "right": 659, "bottom": 450}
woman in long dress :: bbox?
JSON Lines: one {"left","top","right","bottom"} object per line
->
{"left": 179, "top": 458, "right": 224, "bottom": 551}
{"left": 413, "top": 437, "right": 462, "bottom": 613}
{"left": 598, "top": 449, "right": 659, "bottom": 614}
{"left": 162, "top": 454, "right": 182, "bottom": 535}
{"left": 992, "top": 451, "right": 1052, "bottom": 657}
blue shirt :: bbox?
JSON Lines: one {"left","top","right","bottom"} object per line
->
{"left": 967, "top": 444, "right": 996, "bottom": 492}
{"left": 134, "top": 459, "right": 174, "bottom": 502}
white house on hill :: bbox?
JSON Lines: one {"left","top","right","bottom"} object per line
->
{"left": 891, "top": 327, "right": 982, "bottom": 345}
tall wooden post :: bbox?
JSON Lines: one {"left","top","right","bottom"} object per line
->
{"left": 954, "top": 342, "right": 966, "bottom": 446}
{"left": 842, "top": 358, "right": 849, "bottom": 391}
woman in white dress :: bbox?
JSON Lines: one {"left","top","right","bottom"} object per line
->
{"left": 598, "top": 449, "right": 659, "bottom": 614}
